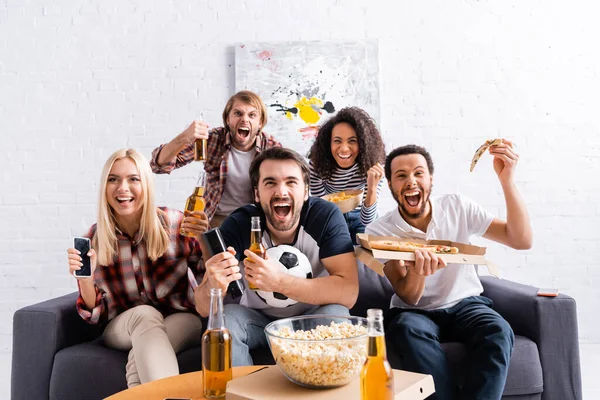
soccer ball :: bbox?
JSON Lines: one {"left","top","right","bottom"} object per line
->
{"left": 255, "top": 244, "right": 313, "bottom": 308}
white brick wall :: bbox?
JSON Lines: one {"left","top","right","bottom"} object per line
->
{"left": 1, "top": 0, "right": 600, "bottom": 395}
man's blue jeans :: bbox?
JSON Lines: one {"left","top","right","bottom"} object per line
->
{"left": 386, "top": 296, "right": 514, "bottom": 400}
{"left": 344, "top": 209, "right": 365, "bottom": 245}
{"left": 224, "top": 303, "right": 350, "bottom": 366}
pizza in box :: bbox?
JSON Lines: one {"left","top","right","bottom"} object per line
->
{"left": 369, "top": 239, "right": 459, "bottom": 254}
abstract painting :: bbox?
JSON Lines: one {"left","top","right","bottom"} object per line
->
{"left": 235, "top": 40, "right": 380, "bottom": 157}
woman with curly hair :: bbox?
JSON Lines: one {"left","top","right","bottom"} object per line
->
{"left": 308, "top": 107, "right": 386, "bottom": 244}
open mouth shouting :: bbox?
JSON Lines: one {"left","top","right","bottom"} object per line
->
{"left": 237, "top": 126, "right": 251, "bottom": 139}
{"left": 265, "top": 196, "right": 301, "bottom": 232}
{"left": 403, "top": 189, "right": 422, "bottom": 212}
{"left": 271, "top": 198, "right": 292, "bottom": 221}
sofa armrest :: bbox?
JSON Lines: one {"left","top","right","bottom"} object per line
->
{"left": 480, "top": 276, "right": 582, "bottom": 400}
{"left": 11, "top": 292, "right": 102, "bottom": 400}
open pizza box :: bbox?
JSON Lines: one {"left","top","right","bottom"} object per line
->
{"left": 355, "top": 233, "right": 500, "bottom": 278}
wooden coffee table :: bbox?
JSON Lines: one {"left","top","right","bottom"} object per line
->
{"left": 106, "top": 365, "right": 434, "bottom": 400}
{"left": 105, "top": 366, "right": 262, "bottom": 400}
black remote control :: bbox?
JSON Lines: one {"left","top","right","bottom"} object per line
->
{"left": 201, "top": 228, "right": 244, "bottom": 299}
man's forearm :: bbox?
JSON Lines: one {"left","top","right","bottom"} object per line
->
{"left": 156, "top": 134, "right": 190, "bottom": 166}
{"left": 194, "top": 281, "right": 213, "bottom": 318}
{"left": 502, "top": 181, "right": 533, "bottom": 249}
{"left": 278, "top": 274, "right": 358, "bottom": 309}
{"left": 392, "top": 272, "right": 426, "bottom": 306}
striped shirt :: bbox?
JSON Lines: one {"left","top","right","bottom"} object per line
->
{"left": 150, "top": 127, "right": 281, "bottom": 221}
{"left": 75, "top": 207, "right": 204, "bottom": 325}
{"left": 309, "top": 161, "right": 382, "bottom": 226}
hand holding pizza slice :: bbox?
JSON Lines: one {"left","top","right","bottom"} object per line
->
{"left": 470, "top": 138, "right": 503, "bottom": 172}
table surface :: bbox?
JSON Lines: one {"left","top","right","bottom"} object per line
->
{"left": 105, "top": 366, "right": 262, "bottom": 400}
{"left": 105, "top": 365, "right": 434, "bottom": 400}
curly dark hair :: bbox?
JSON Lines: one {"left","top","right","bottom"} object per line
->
{"left": 385, "top": 145, "right": 435, "bottom": 181}
{"left": 307, "top": 107, "right": 385, "bottom": 180}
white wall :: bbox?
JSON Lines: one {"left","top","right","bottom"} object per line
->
{"left": 1, "top": 0, "right": 599, "bottom": 394}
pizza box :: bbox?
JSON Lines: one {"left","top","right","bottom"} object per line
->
{"left": 226, "top": 365, "right": 434, "bottom": 400}
{"left": 321, "top": 189, "right": 363, "bottom": 214}
{"left": 355, "top": 233, "right": 499, "bottom": 277}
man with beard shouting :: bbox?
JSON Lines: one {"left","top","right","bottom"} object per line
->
{"left": 150, "top": 90, "right": 281, "bottom": 227}
{"left": 194, "top": 147, "right": 359, "bottom": 366}
{"left": 366, "top": 143, "right": 532, "bottom": 400}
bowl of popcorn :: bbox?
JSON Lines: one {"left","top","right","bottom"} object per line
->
{"left": 264, "top": 315, "right": 368, "bottom": 389}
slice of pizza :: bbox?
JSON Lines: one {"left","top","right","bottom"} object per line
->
{"left": 369, "top": 240, "right": 409, "bottom": 252}
{"left": 470, "top": 138, "right": 503, "bottom": 172}
{"left": 433, "top": 244, "right": 459, "bottom": 254}
{"left": 370, "top": 240, "right": 459, "bottom": 254}
{"left": 417, "top": 244, "right": 459, "bottom": 254}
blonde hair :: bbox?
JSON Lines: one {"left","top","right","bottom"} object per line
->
{"left": 94, "top": 148, "right": 170, "bottom": 266}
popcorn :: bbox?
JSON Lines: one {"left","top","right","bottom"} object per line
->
{"left": 268, "top": 322, "right": 368, "bottom": 387}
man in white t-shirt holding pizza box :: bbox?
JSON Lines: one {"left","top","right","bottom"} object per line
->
{"left": 366, "top": 142, "right": 532, "bottom": 400}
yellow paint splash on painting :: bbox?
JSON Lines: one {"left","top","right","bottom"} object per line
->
{"left": 293, "top": 97, "right": 324, "bottom": 124}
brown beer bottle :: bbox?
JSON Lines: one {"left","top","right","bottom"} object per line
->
{"left": 194, "top": 115, "right": 208, "bottom": 162}
{"left": 202, "top": 288, "right": 232, "bottom": 398}
{"left": 180, "top": 170, "right": 206, "bottom": 237}
{"left": 246, "top": 216, "right": 266, "bottom": 290}
{"left": 360, "top": 308, "right": 394, "bottom": 400}
{"left": 194, "top": 138, "right": 208, "bottom": 161}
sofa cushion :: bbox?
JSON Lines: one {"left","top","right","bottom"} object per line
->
{"left": 503, "top": 335, "right": 543, "bottom": 396}
{"left": 177, "top": 346, "right": 203, "bottom": 374}
{"left": 441, "top": 336, "right": 543, "bottom": 396}
{"left": 50, "top": 339, "right": 127, "bottom": 400}
{"left": 350, "top": 260, "right": 395, "bottom": 317}
{"left": 51, "top": 339, "right": 208, "bottom": 400}
{"left": 388, "top": 335, "right": 542, "bottom": 397}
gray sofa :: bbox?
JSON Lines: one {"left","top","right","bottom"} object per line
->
{"left": 12, "top": 265, "right": 582, "bottom": 400}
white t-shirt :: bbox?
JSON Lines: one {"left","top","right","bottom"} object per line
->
{"left": 365, "top": 194, "right": 495, "bottom": 310}
{"left": 215, "top": 147, "right": 256, "bottom": 216}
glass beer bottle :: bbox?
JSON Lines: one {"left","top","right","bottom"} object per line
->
{"left": 202, "top": 288, "right": 232, "bottom": 399}
{"left": 180, "top": 170, "right": 206, "bottom": 237}
{"left": 194, "top": 115, "right": 208, "bottom": 162}
{"left": 246, "top": 216, "right": 266, "bottom": 290}
{"left": 361, "top": 308, "right": 394, "bottom": 400}
{"left": 195, "top": 137, "right": 208, "bottom": 161}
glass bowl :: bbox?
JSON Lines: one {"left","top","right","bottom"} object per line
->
{"left": 264, "top": 315, "right": 368, "bottom": 389}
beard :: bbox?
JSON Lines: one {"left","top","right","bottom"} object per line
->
{"left": 228, "top": 122, "right": 258, "bottom": 148}
{"left": 391, "top": 184, "right": 432, "bottom": 220}
{"left": 260, "top": 196, "right": 302, "bottom": 233}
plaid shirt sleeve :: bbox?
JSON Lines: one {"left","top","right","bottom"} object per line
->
{"left": 75, "top": 281, "right": 106, "bottom": 324}
{"left": 202, "top": 127, "right": 228, "bottom": 220}
{"left": 263, "top": 133, "right": 282, "bottom": 149}
{"left": 158, "top": 208, "right": 205, "bottom": 309}
{"left": 150, "top": 143, "right": 195, "bottom": 174}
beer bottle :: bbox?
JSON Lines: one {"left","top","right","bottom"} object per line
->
{"left": 194, "top": 114, "right": 208, "bottom": 162}
{"left": 246, "top": 216, "right": 266, "bottom": 290}
{"left": 202, "top": 288, "right": 232, "bottom": 398}
{"left": 180, "top": 170, "right": 206, "bottom": 237}
{"left": 360, "top": 308, "right": 394, "bottom": 400}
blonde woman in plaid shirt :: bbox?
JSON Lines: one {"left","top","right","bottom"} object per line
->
{"left": 150, "top": 90, "right": 281, "bottom": 227}
{"left": 67, "top": 149, "right": 208, "bottom": 388}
